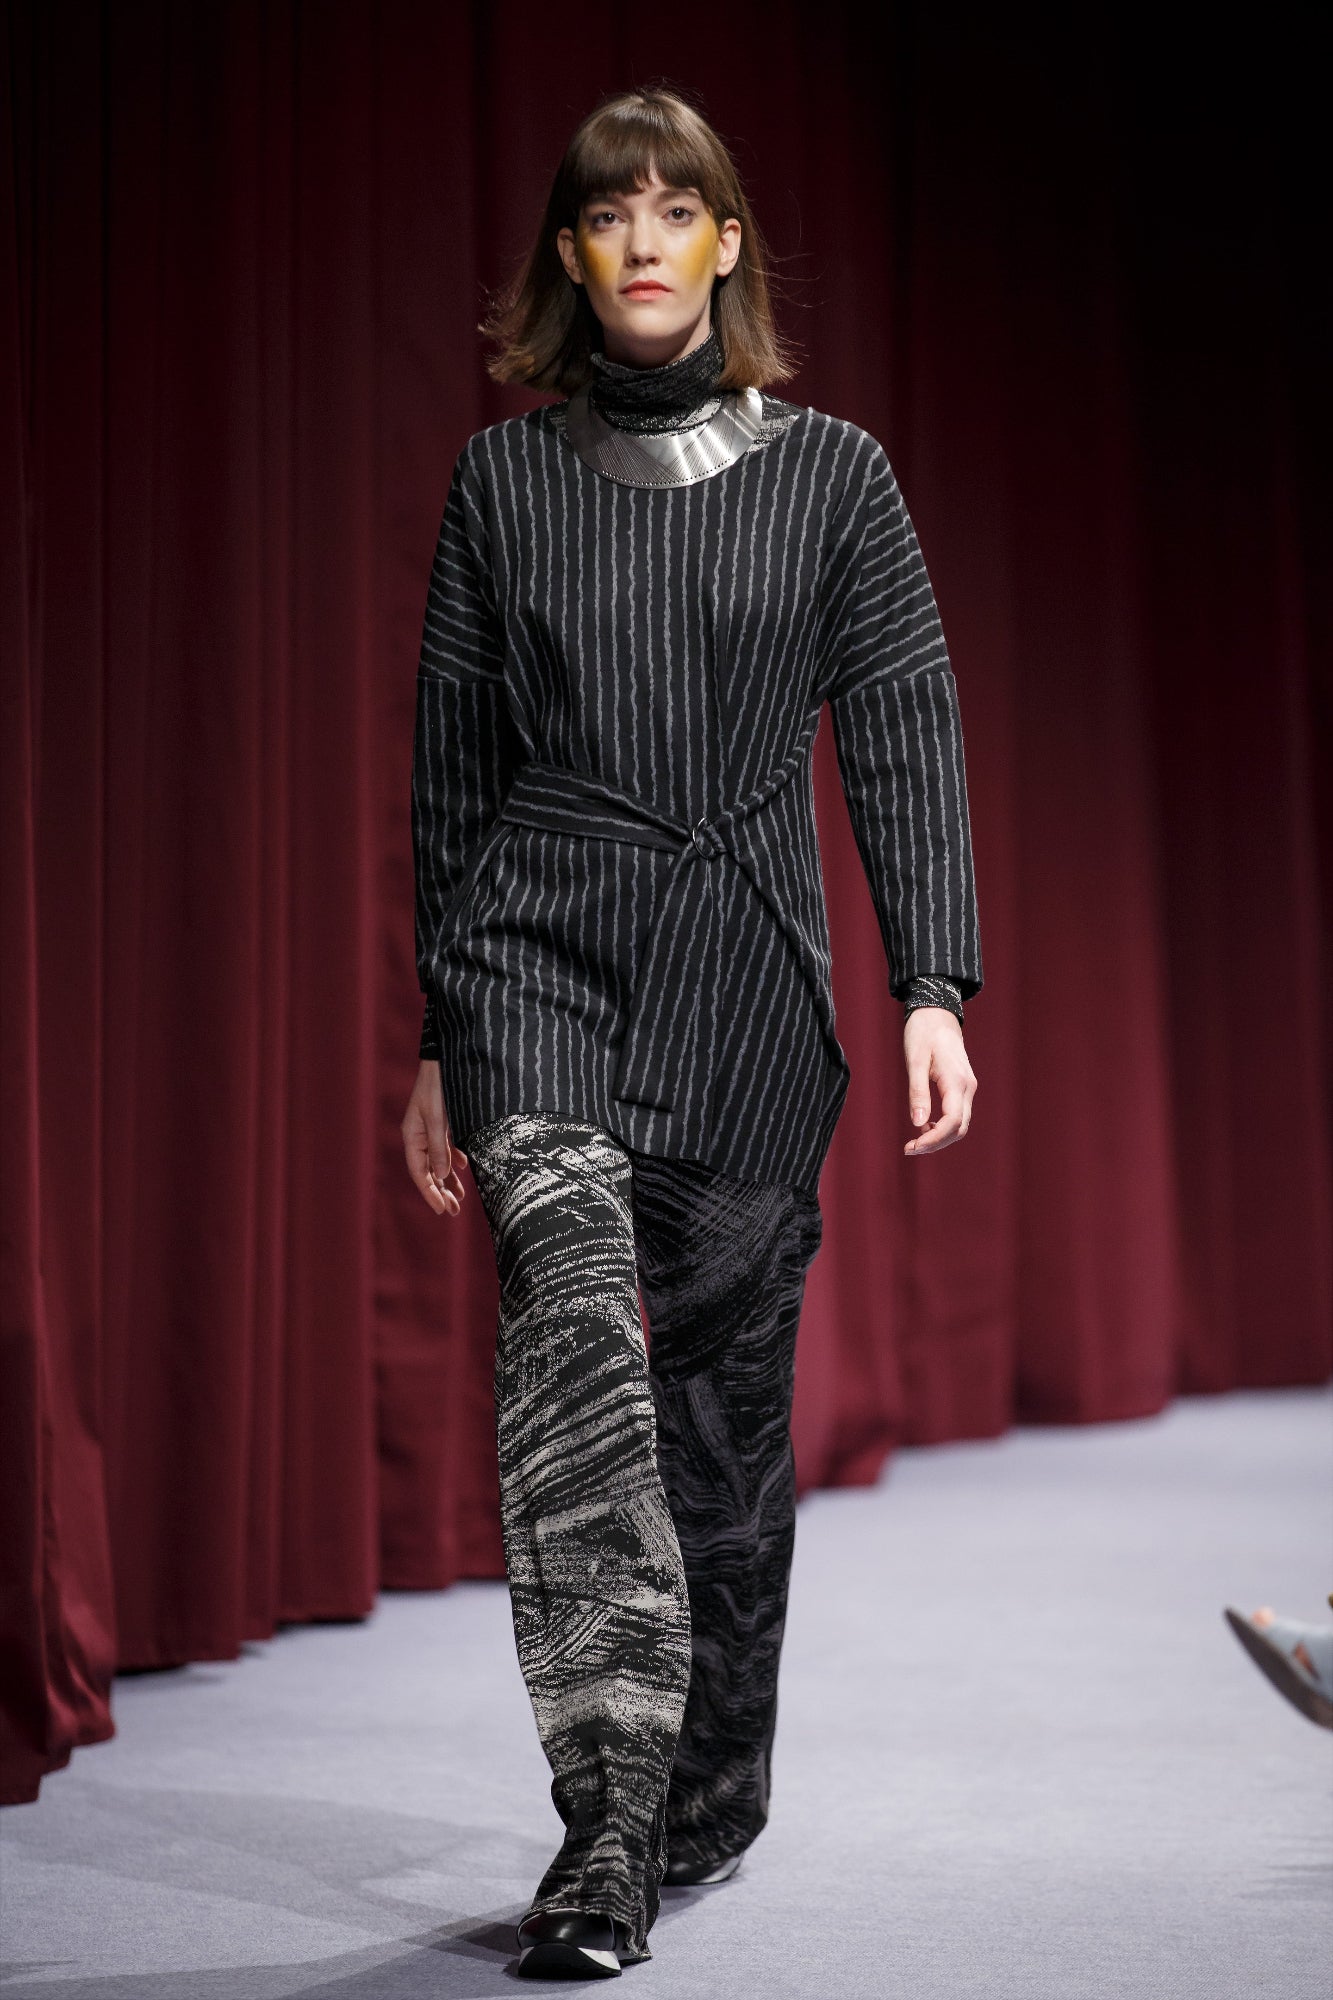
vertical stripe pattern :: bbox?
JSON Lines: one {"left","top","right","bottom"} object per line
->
{"left": 411, "top": 399, "right": 983, "bottom": 1193}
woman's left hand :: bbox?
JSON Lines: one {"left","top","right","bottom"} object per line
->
{"left": 902, "top": 1007, "right": 977, "bottom": 1156}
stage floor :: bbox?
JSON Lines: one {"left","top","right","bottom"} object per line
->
{"left": 3, "top": 1386, "right": 1329, "bottom": 1997}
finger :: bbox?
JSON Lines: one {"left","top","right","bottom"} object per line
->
{"left": 427, "top": 1177, "right": 459, "bottom": 1216}
{"left": 905, "top": 1079, "right": 966, "bottom": 1154}
{"left": 905, "top": 1056, "right": 933, "bottom": 1129}
{"left": 425, "top": 1111, "right": 451, "bottom": 1175}
{"left": 426, "top": 1137, "right": 458, "bottom": 1202}
{"left": 432, "top": 1162, "right": 467, "bottom": 1208}
{"left": 414, "top": 1149, "right": 449, "bottom": 1213}
{"left": 907, "top": 1066, "right": 977, "bottom": 1152}
{"left": 905, "top": 1123, "right": 958, "bottom": 1155}
{"left": 430, "top": 1137, "right": 469, "bottom": 1197}
{"left": 938, "top": 1075, "right": 966, "bottom": 1126}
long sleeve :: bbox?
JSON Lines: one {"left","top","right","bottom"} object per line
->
{"left": 822, "top": 439, "right": 983, "bottom": 1007}
{"left": 411, "top": 445, "right": 521, "bottom": 1061}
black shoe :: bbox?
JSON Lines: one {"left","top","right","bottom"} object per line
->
{"left": 661, "top": 1850, "right": 743, "bottom": 1887}
{"left": 515, "top": 1907, "right": 622, "bottom": 1979}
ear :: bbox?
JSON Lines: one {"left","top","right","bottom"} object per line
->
{"left": 555, "top": 226, "right": 585, "bottom": 286}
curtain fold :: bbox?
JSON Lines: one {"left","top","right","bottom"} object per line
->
{"left": 3, "top": 1, "right": 1328, "bottom": 1804}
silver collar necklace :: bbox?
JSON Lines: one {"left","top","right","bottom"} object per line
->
{"left": 560, "top": 384, "right": 765, "bottom": 489}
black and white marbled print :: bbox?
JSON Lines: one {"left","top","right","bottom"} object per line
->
{"left": 466, "top": 1111, "right": 692, "bottom": 1964}
{"left": 464, "top": 1110, "right": 823, "bottom": 1964}
{"left": 631, "top": 1145, "right": 823, "bottom": 1875}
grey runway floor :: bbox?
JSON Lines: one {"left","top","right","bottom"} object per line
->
{"left": 2, "top": 1387, "right": 1330, "bottom": 1998}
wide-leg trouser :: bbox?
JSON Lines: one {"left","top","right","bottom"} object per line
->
{"left": 464, "top": 1110, "right": 824, "bottom": 1964}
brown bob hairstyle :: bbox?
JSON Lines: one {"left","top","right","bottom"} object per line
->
{"left": 480, "top": 86, "right": 800, "bottom": 397}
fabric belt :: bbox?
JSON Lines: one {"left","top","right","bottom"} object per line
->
{"left": 495, "top": 756, "right": 805, "bottom": 1114}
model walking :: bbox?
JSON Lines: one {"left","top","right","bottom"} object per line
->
{"left": 401, "top": 85, "right": 982, "bottom": 1979}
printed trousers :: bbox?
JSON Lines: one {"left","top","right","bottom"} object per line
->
{"left": 464, "top": 1110, "right": 824, "bottom": 1964}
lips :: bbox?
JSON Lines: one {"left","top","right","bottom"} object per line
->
{"left": 622, "top": 282, "right": 670, "bottom": 296}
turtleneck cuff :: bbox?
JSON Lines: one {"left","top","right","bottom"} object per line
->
{"left": 588, "top": 325, "right": 725, "bottom": 432}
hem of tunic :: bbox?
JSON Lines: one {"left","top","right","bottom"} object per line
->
{"left": 442, "top": 1072, "right": 841, "bottom": 1200}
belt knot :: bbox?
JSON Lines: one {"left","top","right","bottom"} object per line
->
{"left": 490, "top": 753, "right": 813, "bottom": 1123}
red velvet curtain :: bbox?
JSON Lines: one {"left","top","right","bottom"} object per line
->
{"left": 3, "top": 4, "right": 1328, "bottom": 1805}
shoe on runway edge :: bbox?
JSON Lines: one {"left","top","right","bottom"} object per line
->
{"left": 1224, "top": 1606, "right": 1333, "bottom": 1730}
{"left": 516, "top": 1906, "right": 622, "bottom": 1979}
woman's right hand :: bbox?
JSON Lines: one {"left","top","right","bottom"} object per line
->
{"left": 401, "top": 1059, "right": 469, "bottom": 1217}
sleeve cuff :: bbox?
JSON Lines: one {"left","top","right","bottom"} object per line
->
{"left": 901, "top": 974, "right": 965, "bottom": 1027}
{"left": 418, "top": 996, "right": 442, "bottom": 1062}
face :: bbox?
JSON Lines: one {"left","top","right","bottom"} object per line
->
{"left": 557, "top": 168, "right": 741, "bottom": 367}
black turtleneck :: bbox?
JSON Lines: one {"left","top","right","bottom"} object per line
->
{"left": 586, "top": 325, "right": 725, "bottom": 434}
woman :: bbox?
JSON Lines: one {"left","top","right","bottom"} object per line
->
{"left": 401, "top": 85, "right": 982, "bottom": 1980}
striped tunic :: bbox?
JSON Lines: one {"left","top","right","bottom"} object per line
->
{"left": 411, "top": 387, "right": 983, "bottom": 1194}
